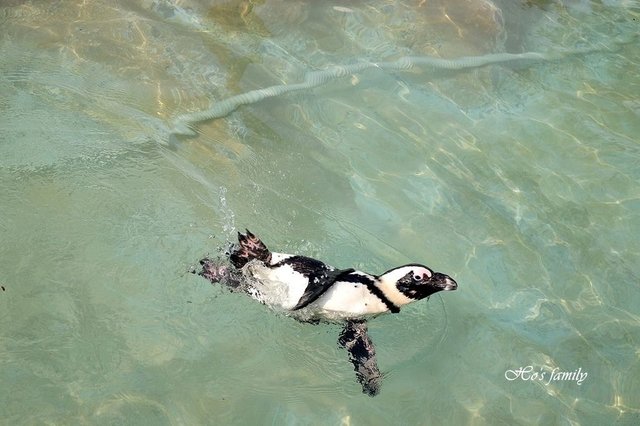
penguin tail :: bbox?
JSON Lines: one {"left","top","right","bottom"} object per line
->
{"left": 229, "top": 229, "right": 272, "bottom": 268}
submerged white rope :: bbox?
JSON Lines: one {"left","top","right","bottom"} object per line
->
{"left": 170, "top": 34, "right": 635, "bottom": 136}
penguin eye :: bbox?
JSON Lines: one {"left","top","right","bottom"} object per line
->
{"left": 413, "top": 274, "right": 422, "bottom": 281}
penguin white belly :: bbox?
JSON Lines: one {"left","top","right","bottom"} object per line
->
{"left": 315, "top": 282, "right": 388, "bottom": 317}
{"left": 243, "top": 257, "right": 307, "bottom": 310}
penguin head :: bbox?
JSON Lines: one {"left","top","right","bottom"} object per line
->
{"left": 378, "top": 264, "right": 457, "bottom": 304}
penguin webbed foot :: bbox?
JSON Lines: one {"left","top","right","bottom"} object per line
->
{"left": 230, "top": 229, "right": 272, "bottom": 268}
{"left": 339, "top": 320, "right": 383, "bottom": 397}
{"left": 197, "top": 257, "right": 242, "bottom": 290}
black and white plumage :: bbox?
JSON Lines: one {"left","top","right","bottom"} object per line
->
{"left": 197, "top": 230, "right": 457, "bottom": 396}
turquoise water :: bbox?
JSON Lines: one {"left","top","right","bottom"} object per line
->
{"left": 1, "top": 0, "right": 639, "bottom": 424}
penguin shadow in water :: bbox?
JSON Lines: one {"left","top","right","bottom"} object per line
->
{"left": 194, "top": 230, "right": 457, "bottom": 396}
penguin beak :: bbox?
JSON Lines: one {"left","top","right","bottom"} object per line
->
{"left": 443, "top": 276, "right": 458, "bottom": 291}
{"left": 433, "top": 272, "right": 457, "bottom": 291}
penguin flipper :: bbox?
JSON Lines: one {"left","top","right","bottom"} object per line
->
{"left": 291, "top": 268, "right": 355, "bottom": 310}
{"left": 338, "top": 319, "right": 382, "bottom": 397}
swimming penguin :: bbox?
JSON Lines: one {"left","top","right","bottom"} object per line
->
{"left": 197, "top": 230, "right": 457, "bottom": 396}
